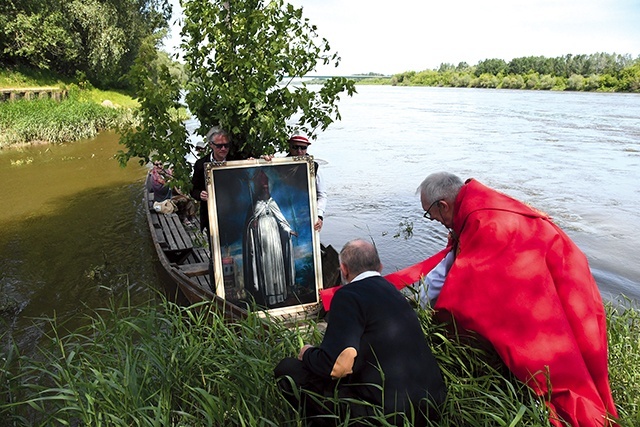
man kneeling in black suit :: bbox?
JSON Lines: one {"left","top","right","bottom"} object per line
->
{"left": 274, "top": 238, "right": 447, "bottom": 426}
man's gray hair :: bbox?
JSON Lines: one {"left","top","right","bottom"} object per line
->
{"left": 206, "top": 126, "right": 230, "bottom": 143}
{"left": 416, "top": 172, "right": 464, "bottom": 203}
{"left": 339, "top": 239, "right": 382, "bottom": 276}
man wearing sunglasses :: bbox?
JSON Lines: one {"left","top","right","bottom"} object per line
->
{"left": 190, "top": 126, "right": 234, "bottom": 233}
{"left": 416, "top": 171, "right": 618, "bottom": 427}
{"left": 287, "top": 134, "right": 327, "bottom": 231}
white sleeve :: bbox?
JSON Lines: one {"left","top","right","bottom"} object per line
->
{"left": 419, "top": 250, "right": 455, "bottom": 308}
{"left": 315, "top": 168, "right": 327, "bottom": 218}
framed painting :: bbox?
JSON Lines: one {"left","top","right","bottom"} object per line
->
{"left": 205, "top": 156, "right": 323, "bottom": 316}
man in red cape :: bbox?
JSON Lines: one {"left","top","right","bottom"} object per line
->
{"left": 420, "top": 172, "right": 618, "bottom": 427}
{"left": 320, "top": 172, "right": 618, "bottom": 427}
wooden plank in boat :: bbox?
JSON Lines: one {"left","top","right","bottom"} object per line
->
{"left": 157, "top": 213, "right": 194, "bottom": 264}
{"left": 178, "top": 263, "right": 209, "bottom": 277}
{"left": 158, "top": 215, "right": 177, "bottom": 250}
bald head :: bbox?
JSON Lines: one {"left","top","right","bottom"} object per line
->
{"left": 339, "top": 239, "right": 382, "bottom": 282}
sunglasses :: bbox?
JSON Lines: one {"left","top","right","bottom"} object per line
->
{"left": 212, "top": 143, "right": 230, "bottom": 149}
{"left": 291, "top": 145, "right": 308, "bottom": 151}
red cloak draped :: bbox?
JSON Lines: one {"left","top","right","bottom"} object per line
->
{"left": 434, "top": 179, "right": 617, "bottom": 426}
{"left": 319, "top": 248, "right": 449, "bottom": 311}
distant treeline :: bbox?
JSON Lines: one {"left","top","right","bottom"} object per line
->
{"left": 363, "top": 53, "right": 640, "bottom": 92}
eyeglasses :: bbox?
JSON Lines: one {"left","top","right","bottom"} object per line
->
{"left": 212, "top": 143, "right": 230, "bottom": 149}
{"left": 423, "top": 199, "right": 443, "bottom": 220}
{"left": 291, "top": 145, "right": 308, "bottom": 151}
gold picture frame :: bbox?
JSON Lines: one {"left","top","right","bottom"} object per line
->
{"left": 205, "top": 156, "right": 322, "bottom": 316}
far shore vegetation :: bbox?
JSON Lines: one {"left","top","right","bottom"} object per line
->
{"left": 354, "top": 52, "right": 640, "bottom": 92}
{"left": 1, "top": 294, "right": 638, "bottom": 426}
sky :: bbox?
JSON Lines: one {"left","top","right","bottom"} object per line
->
{"left": 163, "top": 0, "right": 640, "bottom": 76}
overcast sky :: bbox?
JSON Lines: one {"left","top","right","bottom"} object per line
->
{"left": 164, "top": 0, "right": 640, "bottom": 76}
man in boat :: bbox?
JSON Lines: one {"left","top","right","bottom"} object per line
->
{"left": 274, "top": 239, "right": 446, "bottom": 426}
{"left": 243, "top": 169, "right": 298, "bottom": 307}
{"left": 415, "top": 171, "right": 618, "bottom": 427}
{"left": 190, "top": 126, "right": 234, "bottom": 233}
{"left": 286, "top": 134, "right": 327, "bottom": 232}
{"left": 149, "top": 161, "right": 173, "bottom": 202}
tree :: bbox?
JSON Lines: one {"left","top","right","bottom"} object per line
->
{"left": 181, "top": 0, "right": 355, "bottom": 158}
{"left": 117, "top": 34, "right": 193, "bottom": 190}
{"left": 117, "top": 0, "right": 355, "bottom": 187}
{"left": 619, "top": 63, "right": 640, "bottom": 92}
{"left": 2, "top": 11, "right": 79, "bottom": 71}
{"left": 1, "top": 0, "right": 170, "bottom": 89}
{"left": 474, "top": 58, "right": 507, "bottom": 77}
{"left": 437, "top": 63, "right": 455, "bottom": 73}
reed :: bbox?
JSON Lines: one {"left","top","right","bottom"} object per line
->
{"left": 0, "top": 88, "right": 136, "bottom": 148}
{"left": 0, "top": 295, "right": 637, "bottom": 426}
{"left": 606, "top": 297, "right": 640, "bottom": 425}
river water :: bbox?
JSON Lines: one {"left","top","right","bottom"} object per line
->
{"left": 1, "top": 86, "right": 639, "bottom": 354}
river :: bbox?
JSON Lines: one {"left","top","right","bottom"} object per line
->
{"left": 1, "top": 86, "right": 639, "bottom": 355}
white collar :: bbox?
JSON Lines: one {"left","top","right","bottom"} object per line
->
{"left": 210, "top": 153, "right": 226, "bottom": 163}
{"left": 349, "top": 271, "right": 381, "bottom": 284}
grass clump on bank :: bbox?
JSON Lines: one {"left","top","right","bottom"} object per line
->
{"left": 1, "top": 296, "right": 637, "bottom": 426}
{"left": 0, "top": 86, "right": 137, "bottom": 148}
{"left": 1, "top": 67, "right": 139, "bottom": 148}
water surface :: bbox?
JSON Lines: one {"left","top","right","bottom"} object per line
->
{"left": 1, "top": 87, "right": 638, "bottom": 355}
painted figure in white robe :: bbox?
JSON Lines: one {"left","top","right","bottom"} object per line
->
{"left": 243, "top": 169, "right": 298, "bottom": 307}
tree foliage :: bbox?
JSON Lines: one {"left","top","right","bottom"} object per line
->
{"left": 118, "top": 0, "right": 356, "bottom": 188}
{"left": 116, "top": 35, "right": 192, "bottom": 191}
{"left": 0, "top": 0, "right": 171, "bottom": 89}
{"left": 475, "top": 58, "right": 507, "bottom": 77}
{"left": 181, "top": 0, "right": 356, "bottom": 159}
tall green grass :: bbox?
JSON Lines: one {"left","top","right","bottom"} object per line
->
{"left": 0, "top": 87, "right": 136, "bottom": 147}
{"left": 1, "top": 296, "right": 637, "bottom": 426}
{"left": 606, "top": 298, "right": 640, "bottom": 425}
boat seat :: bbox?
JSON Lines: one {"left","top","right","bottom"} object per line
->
{"left": 155, "top": 213, "right": 194, "bottom": 264}
{"left": 178, "top": 262, "right": 210, "bottom": 277}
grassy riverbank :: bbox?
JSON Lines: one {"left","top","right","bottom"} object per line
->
{"left": 0, "top": 68, "right": 138, "bottom": 148}
{"left": 1, "top": 295, "right": 637, "bottom": 426}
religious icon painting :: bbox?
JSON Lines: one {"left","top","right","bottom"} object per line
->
{"left": 205, "top": 156, "right": 322, "bottom": 316}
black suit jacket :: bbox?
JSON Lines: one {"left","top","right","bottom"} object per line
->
{"left": 190, "top": 151, "right": 244, "bottom": 232}
{"left": 190, "top": 153, "right": 211, "bottom": 231}
{"left": 302, "top": 275, "right": 447, "bottom": 418}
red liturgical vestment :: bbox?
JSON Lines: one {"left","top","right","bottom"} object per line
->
{"left": 434, "top": 179, "right": 617, "bottom": 426}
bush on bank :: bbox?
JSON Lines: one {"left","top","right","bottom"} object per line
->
{"left": 0, "top": 296, "right": 637, "bottom": 426}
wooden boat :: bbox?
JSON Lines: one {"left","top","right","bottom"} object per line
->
{"left": 143, "top": 173, "right": 340, "bottom": 322}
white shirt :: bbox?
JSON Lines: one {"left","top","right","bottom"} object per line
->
{"left": 315, "top": 168, "right": 327, "bottom": 218}
{"left": 419, "top": 250, "right": 455, "bottom": 308}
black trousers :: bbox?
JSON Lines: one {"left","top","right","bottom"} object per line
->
{"left": 274, "top": 358, "right": 431, "bottom": 427}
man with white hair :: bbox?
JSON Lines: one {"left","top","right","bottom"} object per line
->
{"left": 190, "top": 126, "right": 234, "bottom": 233}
